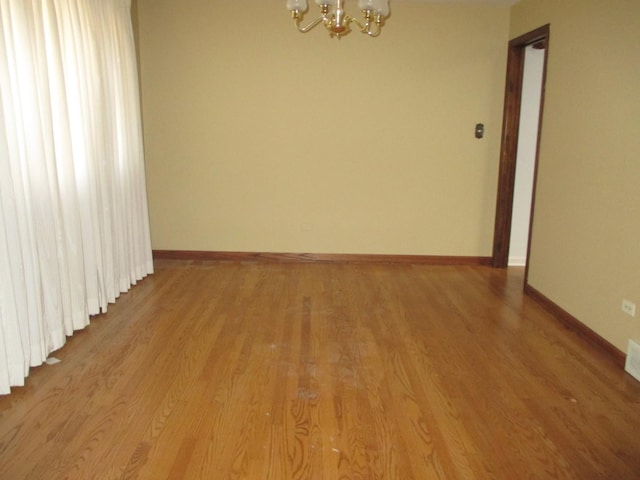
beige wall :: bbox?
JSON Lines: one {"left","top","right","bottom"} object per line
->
{"left": 135, "top": 0, "right": 640, "bottom": 355}
{"left": 511, "top": 0, "right": 640, "bottom": 352}
{"left": 136, "top": 0, "right": 509, "bottom": 256}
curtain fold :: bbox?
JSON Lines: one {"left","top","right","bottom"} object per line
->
{"left": 0, "top": 0, "right": 153, "bottom": 395}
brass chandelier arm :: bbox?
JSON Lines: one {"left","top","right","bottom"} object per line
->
{"left": 290, "top": 6, "right": 384, "bottom": 37}
{"left": 349, "top": 16, "right": 382, "bottom": 37}
{"left": 293, "top": 12, "right": 326, "bottom": 33}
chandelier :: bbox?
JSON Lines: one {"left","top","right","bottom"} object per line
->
{"left": 286, "top": 0, "right": 390, "bottom": 38}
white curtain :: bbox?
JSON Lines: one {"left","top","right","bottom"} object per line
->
{"left": 0, "top": 0, "right": 153, "bottom": 395}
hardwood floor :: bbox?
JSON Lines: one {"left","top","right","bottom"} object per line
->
{"left": 1, "top": 260, "right": 639, "bottom": 479}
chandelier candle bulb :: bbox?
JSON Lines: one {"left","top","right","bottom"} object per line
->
{"left": 359, "top": 0, "right": 375, "bottom": 11}
{"left": 359, "top": 0, "right": 390, "bottom": 16}
{"left": 287, "top": 0, "right": 309, "bottom": 12}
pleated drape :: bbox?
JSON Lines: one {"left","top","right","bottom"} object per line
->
{"left": 0, "top": 0, "right": 153, "bottom": 395}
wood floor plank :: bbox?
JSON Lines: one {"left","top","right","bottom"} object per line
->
{"left": 1, "top": 260, "right": 639, "bottom": 479}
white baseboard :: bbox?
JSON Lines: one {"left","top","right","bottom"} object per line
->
{"left": 508, "top": 256, "right": 526, "bottom": 266}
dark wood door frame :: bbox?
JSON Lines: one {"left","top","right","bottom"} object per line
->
{"left": 492, "top": 24, "right": 550, "bottom": 274}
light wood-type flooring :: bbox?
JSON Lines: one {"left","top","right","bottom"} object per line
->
{"left": 1, "top": 259, "right": 639, "bottom": 479}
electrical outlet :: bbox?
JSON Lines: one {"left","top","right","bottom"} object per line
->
{"left": 622, "top": 299, "right": 636, "bottom": 317}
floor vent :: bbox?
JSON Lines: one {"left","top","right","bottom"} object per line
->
{"left": 625, "top": 339, "right": 640, "bottom": 383}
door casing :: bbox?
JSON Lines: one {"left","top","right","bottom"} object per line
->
{"left": 492, "top": 24, "right": 550, "bottom": 281}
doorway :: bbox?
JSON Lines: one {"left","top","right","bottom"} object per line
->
{"left": 509, "top": 43, "right": 545, "bottom": 266}
{"left": 492, "top": 25, "right": 550, "bottom": 276}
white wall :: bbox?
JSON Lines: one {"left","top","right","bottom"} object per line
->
{"left": 508, "top": 45, "right": 544, "bottom": 266}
